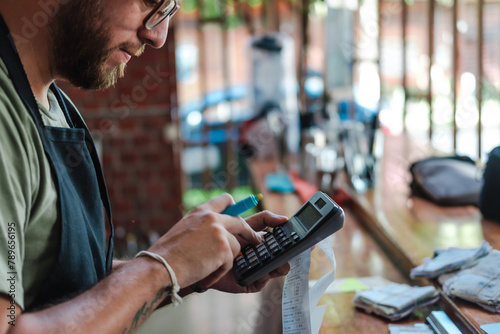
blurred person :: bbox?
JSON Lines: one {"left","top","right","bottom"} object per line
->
{"left": 0, "top": 0, "right": 289, "bottom": 332}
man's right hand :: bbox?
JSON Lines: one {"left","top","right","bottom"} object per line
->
{"left": 146, "top": 193, "right": 261, "bottom": 289}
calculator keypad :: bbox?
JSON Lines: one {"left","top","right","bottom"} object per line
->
{"left": 234, "top": 226, "right": 300, "bottom": 276}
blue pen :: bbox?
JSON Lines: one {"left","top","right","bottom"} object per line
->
{"left": 222, "top": 194, "right": 263, "bottom": 216}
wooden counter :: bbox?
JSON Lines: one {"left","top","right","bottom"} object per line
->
{"left": 341, "top": 134, "right": 500, "bottom": 333}
{"left": 249, "top": 134, "right": 500, "bottom": 334}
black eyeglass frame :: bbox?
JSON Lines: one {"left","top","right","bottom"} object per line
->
{"left": 143, "top": 0, "right": 180, "bottom": 30}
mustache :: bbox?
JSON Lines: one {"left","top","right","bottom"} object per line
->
{"left": 114, "top": 43, "right": 146, "bottom": 58}
{"left": 132, "top": 44, "right": 146, "bottom": 57}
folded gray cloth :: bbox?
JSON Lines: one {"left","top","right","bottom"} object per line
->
{"left": 442, "top": 249, "right": 500, "bottom": 313}
{"left": 353, "top": 283, "right": 440, "bottom": 321}
{"left": 410, "top": 241, "right": 492, "bottom": 279}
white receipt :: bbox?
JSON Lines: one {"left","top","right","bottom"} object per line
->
{"left": 282, "top": 238, "right": 337, "bottom": 334}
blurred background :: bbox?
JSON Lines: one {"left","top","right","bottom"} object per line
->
{"left": 60, "top": 0, "right": 500, "bottom": 331}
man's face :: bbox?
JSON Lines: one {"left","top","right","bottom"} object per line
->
{"left": 50, "top": 0, "right": 145, "bottom": 90}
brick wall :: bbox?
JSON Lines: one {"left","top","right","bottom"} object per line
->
{"left": 59, "top": 28, "right": 182, "bottom": 256}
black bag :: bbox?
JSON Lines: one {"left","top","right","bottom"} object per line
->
{"left": 409, "top": 155, "right": 483, "bottom": 206}
{"left": 479, "top": 147, "right": 500, "bottom": 222}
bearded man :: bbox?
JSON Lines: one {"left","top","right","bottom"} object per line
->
{"left": 0, "top": 1, "right": 289, "bottom": 332}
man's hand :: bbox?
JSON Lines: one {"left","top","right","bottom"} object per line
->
{"left": 196, "top": 210, "right": 291, "bottom": 294}
{"left": 146, "top": 194, "right": 262, "bottom": 290}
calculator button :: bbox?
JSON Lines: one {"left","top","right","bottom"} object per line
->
{"left": 237, "top": 266, "right": 249, "bottom": 275}
{"left": 278, "top": 237, "right": 289, "bottom": 245}
{"left": 236, "top": 259, "right": 249, "bottom": 274}
{"left": 245, "top": 248, "right": 257, "bottom": 257}
{"left": 238, "top": 261, "right": 248, "bottom": 270}
{"left": 236, "top": 256, "right": 246, "bottom": 266}
{"left": 247, "top": 253, "right": 258, "bottom": 262}
{"left": 256, "top": 244, "right": 267, "bottom": 252}
{"left": 258, "top": 252, "right": 269, "bottom": 259}
{"left": 247, "top": 259, "right": 260, "bottom": 271}
{"left": 266, "top": 237, "right": 277, "bottom": 246}
{"left": 281, "top": 240, "right": 292, "bottom": 248}
{"left": 269, "top": 244, "right": 281, "bottom": 254}
{"left": 315, "top": 197, "right": 326, "bottom": 209}
{"left": 271, "top": 247, "right": 281, "bottom": 255}
{"left": 291, "top": 232, "right": 300, "bottom": 241}
{"left": 259, "top": 252, "right": 271, "bottom": 262}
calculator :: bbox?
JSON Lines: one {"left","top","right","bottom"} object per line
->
{"left": 233, "top": 191, "right": 345, "bottom": 286}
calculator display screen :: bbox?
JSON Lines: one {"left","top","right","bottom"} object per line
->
{"left": 296, "top": 203, "right": 322, "bottom": 229}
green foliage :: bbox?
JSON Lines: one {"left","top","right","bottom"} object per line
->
{"left": 183, "top": 186, "right": 259, "bottom": 217}
{"left": 200, "top": 0, "right": 226, "bottom": 20}
{"left": 181, "top": 0, "right": 198, "bottom": 12}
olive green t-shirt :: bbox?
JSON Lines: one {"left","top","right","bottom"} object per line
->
{"left": 0, "top": 58, "right": 70, "bottom": 310}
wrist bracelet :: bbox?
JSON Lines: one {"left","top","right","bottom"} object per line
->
{"left": 135, "top": 250, "right": 183, "bottom": 307}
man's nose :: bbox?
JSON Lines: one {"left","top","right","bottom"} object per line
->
{"left": 139, "top": 19, "right": 169, "bottom": 49}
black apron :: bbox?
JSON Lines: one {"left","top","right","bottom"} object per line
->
{"left": 0, "top": 16, "right": 114, "bottom": 311}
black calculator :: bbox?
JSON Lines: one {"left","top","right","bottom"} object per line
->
{"left": 233, "top": 191, "right": 345, "bottom": 286}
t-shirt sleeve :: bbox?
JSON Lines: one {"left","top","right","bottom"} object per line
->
{"left": 0, "top": 88, "right": 31, "bottom": 310}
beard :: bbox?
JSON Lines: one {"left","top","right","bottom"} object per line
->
{"left": 49, "top": 0, "right": 126, "bottom": 90}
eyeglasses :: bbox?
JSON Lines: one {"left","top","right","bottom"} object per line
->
{"left": 143, "top": 0, "right": 180, "bottom": 30}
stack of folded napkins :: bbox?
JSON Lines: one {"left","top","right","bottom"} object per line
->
{"left": 353, "top": 283, "right": 440, "bottom": 321}
{"left": 388, "top": 324, "right": 434, "bottom": 334}
{"left": 410, "top": 241, "right": 492, "bottom": 279}
{"left": 442, "top": 249, "right": 500, "bottom": 313}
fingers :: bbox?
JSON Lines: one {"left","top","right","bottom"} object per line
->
{"left": 198, "top": 194, "right": 261, "bottom": 243}
{"left": 269, "top": 262, "right": 290, "bottom": 278}
{"left": 245, "top": 263, "right": 290, "bottom": 292}
{"left": 198, "top": 264, "right": 231, "bottom": 289}
{"left": 245, "top": 210, "right": 289, "bottom": 231}
{"left": 224, "top": 216, "right": 261, "bottom": 246}
{"left": 247, "top": 275, "right": 271, "bottom": 292}
{"left": 197, "top": 193, "right": 235, "bottom": 213}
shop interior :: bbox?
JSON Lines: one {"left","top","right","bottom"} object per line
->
{"left": 62, "top": 0, "right": 500, "bottom": 332}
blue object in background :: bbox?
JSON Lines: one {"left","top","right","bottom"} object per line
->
{"left": 265, "top": 173, "right": 295, "bottom": 193}
{"left": 337, "top": 100, "right": 378, "bottom": 124}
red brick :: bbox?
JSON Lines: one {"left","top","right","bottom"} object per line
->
{"left": 136, "top": 167, "right": 152, "bottom": 179}
{"left": 143, "top": 115, "right": 167, "bottom": 129}
{"left": 161, "top": 198, "right": 181, "bottom": 210}
{"left": 150, "top": 215, "right": 166, "bottom": 230}
{"left": 159, "top": 167, "right": 176, "bottom": 179}
{"left": 119, "top": 118, "right": 138, "bottom": 131}
{"left": 102, "top": 152, "right": 114, "bottom": 166}
{"left": 97, "top": 118, "right": 117, "bottom": 134}
{"left": 147, "top": 181, "right": 165, "bottom": 195}
{"left": 114, "top": 199, "right": 132, "bottom": 212}
{"left": 112, "top": 169, "right": 128, "bottom": 181}
{"left": 144, "top": 151, "right": 164, "bottom": 164}
{"left": 138, "top": 199, "right": 156, "bottom": 212}
{"left": 108, "top": 135, "right": 126, "bottom": 148}
{"left": 134, "top": 133, "right": 154, "bottom": 146}
{"left": 122, "top": 151, "right": 140, "bottom": 164}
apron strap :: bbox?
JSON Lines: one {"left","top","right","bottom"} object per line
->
{"left": 51, "top": 84, "right": 115, "bottom": 270}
